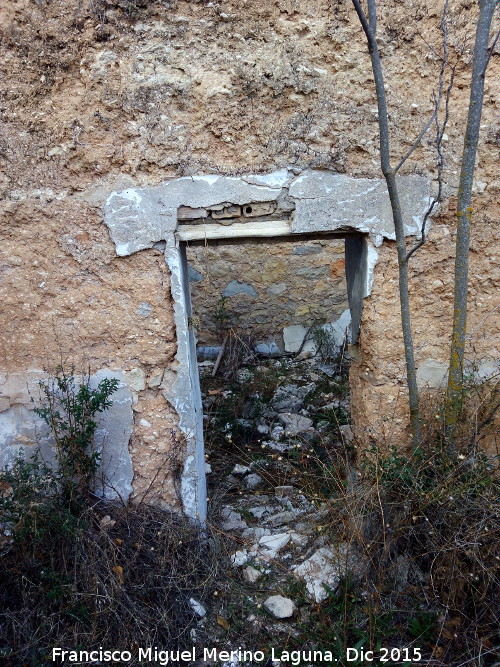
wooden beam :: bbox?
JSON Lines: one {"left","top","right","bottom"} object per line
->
{"left": 176, "top": 219, "right": 292, "bottom": 241}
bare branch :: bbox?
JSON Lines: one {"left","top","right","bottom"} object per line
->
{"left": 367, "top": 0, "right": 377, "bottom": 31}
{"left": 446, "top": 0, "right": 499, "bottom": 434}
{"left": 351, "top": 0, "right": 373, "bottom": 38}
{"left": 396, "top": 0, "right": 450, "bottom": 174}
{"left": 483, "top": 24, "right": 500, "bottom": 74}
{"left": 395, "top": 112, "right": 437, "bottom": 174}
{"left": 406, "top": 2, "right": 455, "bottom": 262}
{"left": 407, "top": 63, "right": 456, "bottom": 262}
{"left": 351, "top": 0, "right": 422, "bottom": 445}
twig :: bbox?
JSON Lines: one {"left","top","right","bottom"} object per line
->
{"left": 406, "top": 2, "right": 455, "bottom": 262}
{"left": 482, "top": 25, "right": 500, "bottom": 75}
{"left": 212, "top": 335, "right": 228, "bottom": 377}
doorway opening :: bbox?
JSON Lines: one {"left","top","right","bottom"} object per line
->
{"left": 183, "top": 233, "right": 355, "bottom": 514}
{"left": 104, "top": 169, "right": 431, "bottom": 519}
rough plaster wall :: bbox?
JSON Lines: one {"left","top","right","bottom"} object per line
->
{"left": 0, "top": 0, "right": 499, "bottom": 503}
{"left": 0, "top": 198, "right": 183, "bottom": 507}
{"left": 186, "top": 239, "right": 347, "bottom": 347}
{"left": 350, "top": 197, "right": 500, "bottom": 455}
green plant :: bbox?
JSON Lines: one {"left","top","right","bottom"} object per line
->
{"left": 213, "top": 295, "right": 235, "bottom": 340}
{"left": 0, "top": 453, "right": 81, "bottom": 546}
{"left": 310, "top": 325, "right": 337, "bottom": 363}
{"left": 33, "top": 366, "right": 119, "bottom": 501}
{"left": 408, "top": 611, "right": 437, "bottom": 643}
{"left": 0, "top": 366, "right": 217, "bottom": 664}
{"left": 0, "top": 367, "right": 119, "bottom": 548}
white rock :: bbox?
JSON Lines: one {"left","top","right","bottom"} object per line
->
{"left": 242, "top": 527, "right": 270, "bottom": 540}
{"left": 249, "top": 506, "right": 272, "bottom": 519}
{"left": 259, "top": 533, "right": 291, "bottom": 557}
{"left": 266, "top": 510, "right": 298, "bottom": 527}
{"left": 99, "top": 515, "right": 116, "bottom": 531}
{"left": 292, "top": 546, "right": 348, "bottom": 602}
{"left": 230, "top": 550, "right": 249, "bottom": 567}
{"left": 271, "top": 425, "right": 285, "bottom": 440}
{"left": 147, "top": 370, "right": 164, "bottom": 388}
{"left": 245, "top": 473, "right": 263, "bottom": 490}
{"left": 221, "top": 660, "right": 241, "bottom": 667}
{"left": 125, "top": 367, "right": 146, "bottom": 392}
{"left": 232, "top": 463, "right": 251, "bottom": 476}
{"left": 278, "top": 413, "right": 314, "bottom": 435}
{"left": 264, "top": 595, "right": 296, "bottom": 619}
{"left": 266, "top": 440, "right": 296, "bottom": 453}
{"left": 221, "top": 510, "right": 248, "bottom": 531}
{"left": 289, "top": 531, "right": 309, "bottom": 547}
{"left": 283, "top": 325, "right": 316, "bottom": 355}
{"left": 243, "top": 565, "right": 262, "bottom": 584}
{"left": 189, "top": 597, "right": 206, "bottom": 618}
{"left": 321, "top": 309, "right": 352, "bottom": 348}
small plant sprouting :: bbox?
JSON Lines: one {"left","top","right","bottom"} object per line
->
{"left": 33, "top": 366, "right": 119, "bottom": 502}
{"left": 310, "top": 325, "right": 336, "bottom": 363}
{"left": 213, "top": 295, "right": 234, "bottom": 340}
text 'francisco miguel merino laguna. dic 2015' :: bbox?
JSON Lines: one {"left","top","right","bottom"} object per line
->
{"left": 52, "top": 646, "right": 425, "bottom": 664}
{"left": 51, "top": 646, "right": 376, "bottom": 665}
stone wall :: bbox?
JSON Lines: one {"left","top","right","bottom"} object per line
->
{"left": 186, "top": 238, "right": 347, "bottom": 350}
{"left": 0, "top": 0, "right": 498, "bottom": 515}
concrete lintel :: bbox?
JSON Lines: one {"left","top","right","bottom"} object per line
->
{"left": 289, "top": 171, "right": 431, "bottom": 243}
{"left": 104, "top": 172, "right": 290, "bottom": 257}
{"left": 159, "top": 174, "right": 287, "bottom": 208}
{"left": 105, "top": 170, "right": 432, "bottom": 257}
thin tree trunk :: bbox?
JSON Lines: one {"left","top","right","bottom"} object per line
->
{"left": 351, "top": 0, "right": 421, "bottom": 447}
{"left": 446, "top": 0, "right": 498, "bottom": 434}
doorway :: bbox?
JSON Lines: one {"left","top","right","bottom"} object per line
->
{"left": 183, "top": 233, "right": 355, "bottom": 513}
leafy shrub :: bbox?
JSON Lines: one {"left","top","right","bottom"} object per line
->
{"left": 0, "top": 366, "right": 217, "bottom": 666}
{"left": 34, "top": 366, "right": 119, "bottom": 502}
{"left": 1, "top": 366, "right": 119, "bottom": 547}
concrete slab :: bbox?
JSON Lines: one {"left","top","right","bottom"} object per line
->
{"left": 289, "top": 171, "right": 431, "bottom": 243}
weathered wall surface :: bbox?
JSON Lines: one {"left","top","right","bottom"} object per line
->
{"left": 186, "top": 238, "right": 347, "bottom": 348}
{"left": 0, "top": 196, "right": 183, "bottom": 507}
{"left": 351, "top": 199, "right": 500, "bottom": 455}
{"left": 1, "top": 0, "right": 499, "bottom": 510}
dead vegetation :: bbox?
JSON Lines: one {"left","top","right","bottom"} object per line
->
{"left": 198, "top": 350, "right": 499, "bottom": 666}
{"left": 0, "top": 501, "right": 219, "bottom": 666}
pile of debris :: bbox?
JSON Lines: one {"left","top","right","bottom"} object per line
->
{"left": 194, "top": 353, "right": 362, "bottom": 665}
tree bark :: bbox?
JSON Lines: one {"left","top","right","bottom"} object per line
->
{"left": 351, "top": 0, "right": 421, "bottom": 447}
{"left": 446, "top": 0, "right": 499, "bottom": 434}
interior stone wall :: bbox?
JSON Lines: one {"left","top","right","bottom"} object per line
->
{"left": 0, "top": 0, "right": 498, "bottom": 514}
{"left": 186, "top": 238, "right": 348, "bottom": 350}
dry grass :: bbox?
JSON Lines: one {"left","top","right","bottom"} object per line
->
{"left": 0, "top": 501, "right": 219, "bottom": 666}
{"left": 200, "top": 354, "right": 499, "bottom": 665}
